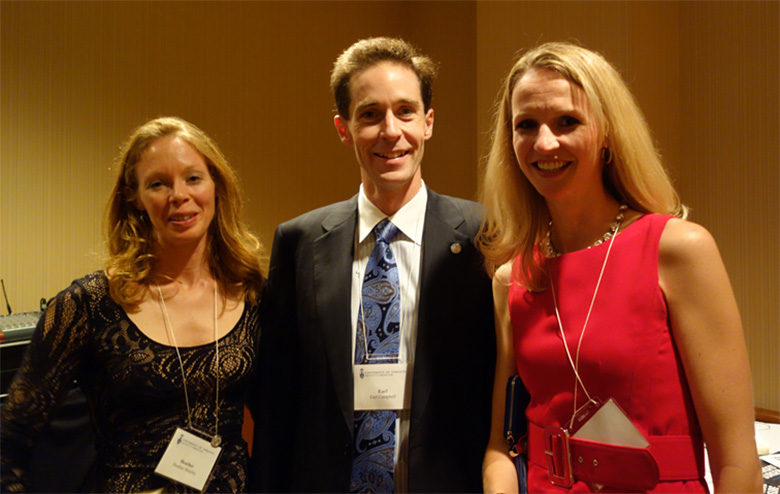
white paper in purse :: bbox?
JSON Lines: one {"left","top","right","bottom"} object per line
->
{"left": 572, "top": 398, "right": 649, "bottom": 448}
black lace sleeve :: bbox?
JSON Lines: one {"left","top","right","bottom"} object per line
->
{"left": 0, "top": 276, "right": 93, "bottom": 492}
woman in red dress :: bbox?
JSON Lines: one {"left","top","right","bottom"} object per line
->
{"left": 478, "top": 42, "right": 761, "bottom": 493}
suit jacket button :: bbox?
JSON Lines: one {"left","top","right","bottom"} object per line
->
{"left": 450, "top": 242, "right": 462, "bottom": 254}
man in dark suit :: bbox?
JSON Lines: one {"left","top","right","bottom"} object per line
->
{"left": 249, "top": 37, "right": 495, "bottom": 493}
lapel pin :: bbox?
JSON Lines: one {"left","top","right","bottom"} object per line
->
{"left": 450, "top": 243, "right": 462, "bottom": 254}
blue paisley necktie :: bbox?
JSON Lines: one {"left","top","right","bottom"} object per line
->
{"left": 351, "top": 219, "right": 400, "bottom": 493}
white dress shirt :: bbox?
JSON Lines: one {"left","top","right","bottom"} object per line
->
{"left": 351, "top": 183, "right": 426, "bottom": 493}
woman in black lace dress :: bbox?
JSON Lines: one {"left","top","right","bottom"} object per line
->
{"left": 1, "top": 117, "right": 265, "bottom": 492}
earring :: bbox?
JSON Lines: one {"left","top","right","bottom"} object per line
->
{"left": 601, "top": 146, "right": 613, "bottom": 165}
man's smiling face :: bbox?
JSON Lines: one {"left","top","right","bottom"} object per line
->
{"left": 335, "top": 61, "right": 434, "bottom": 201}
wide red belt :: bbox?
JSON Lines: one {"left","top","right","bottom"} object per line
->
{"left": 527, "top": 421, "right": 704, "bottom": 491}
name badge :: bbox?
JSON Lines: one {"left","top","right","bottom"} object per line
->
{"left": 354, "top": 363, "right": 411, "bottom": 411}
{"left": 154, "top": 427, "right": 222, "bottom": 492}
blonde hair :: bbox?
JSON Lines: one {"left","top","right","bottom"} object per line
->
{"left": 477, "top": 41, "right": 686, "bottom": 290}
{"left": 105, "top": 116, "right": 265, "bottom": 306}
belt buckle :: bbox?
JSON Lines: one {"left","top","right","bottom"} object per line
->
{"left": 544, "top": 426, "right": 574, "bottom": 487}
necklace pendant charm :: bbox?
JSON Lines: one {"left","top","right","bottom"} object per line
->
{"left": 211, "top": 434, "right": 222, "bottom": 448}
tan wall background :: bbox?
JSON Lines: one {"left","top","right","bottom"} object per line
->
{"left": 2, "top": 1, "right": 777, "bottom": 412}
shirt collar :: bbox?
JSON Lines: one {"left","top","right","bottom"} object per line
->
{"left": 358, "top": 181, "right": 427, "bottom": 245}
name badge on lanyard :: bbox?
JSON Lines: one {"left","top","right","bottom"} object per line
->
{"left": 353, "top": 362, "right": 412, "bottom": 410}
{"left": 154, "top": 427, "right": 222, "bottom": 492}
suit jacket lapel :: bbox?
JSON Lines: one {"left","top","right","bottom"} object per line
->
{"left": 311, "top": 191, "right": 474, "bottom": 436}
{"left": 313, "top": 196, "right": 358, "bottom": 432}
{"left": 412, "top": 189, "right": 471, "bottom": 425}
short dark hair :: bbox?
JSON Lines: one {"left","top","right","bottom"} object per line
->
{"left": 330, "top": 37, "right": 438, "bottom": 118}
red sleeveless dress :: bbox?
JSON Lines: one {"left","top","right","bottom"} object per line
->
{"left": 509, "top": 214, "right": 708, "bottom": 493}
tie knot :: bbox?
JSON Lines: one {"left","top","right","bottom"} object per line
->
{"left": 373, "top": 219, "right": 398, "bottom": 244}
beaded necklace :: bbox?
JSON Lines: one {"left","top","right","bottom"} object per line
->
{"left": 544, "top": 204, "right": 628, "bottom": 258}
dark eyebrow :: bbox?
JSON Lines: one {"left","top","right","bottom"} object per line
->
{"left": 353, "top": 98, "right": 422, "bottom": 116}
{"left": 512, "top": 113, "right": 532, "bottom": 124}
{"left": 396, "top": 98, "right": 422, "bottom": 110}
{"left": 353, "top": 101, "right": 379, "bottom": 116}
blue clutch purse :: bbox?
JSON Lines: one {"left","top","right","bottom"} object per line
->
{"left": 504, "top": 375, "right": 530, "bottom": 494}
{"left": 504, "top": 375, "right": 530, "bottom": 456}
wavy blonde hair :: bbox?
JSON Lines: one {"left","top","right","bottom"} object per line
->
{"left": 477, "top": 41, "right": 686, "bottom": 290}
{"left": 105, "top": 116, "right": 265, "bottom": 307}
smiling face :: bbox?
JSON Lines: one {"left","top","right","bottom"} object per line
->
{"left": 511, "top": 68, "right": 603, "bottom": 205}
{"left": 334, "top": 61, "right": 434, "bottom": 208}
{"left": 132, "top": 134, "right": 216, "bottom": 253}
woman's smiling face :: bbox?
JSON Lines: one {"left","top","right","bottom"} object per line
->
{"left": 511, "top": 68, "right": 603, "bottom": 202}
{"left": 132, "top": 134, "right": 216, "bottom": 252}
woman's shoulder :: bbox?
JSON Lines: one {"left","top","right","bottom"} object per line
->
{"left": 620, "top": 212, "right": 713, "bottom": 251}
{"left": 50, "top": 270, "right": 108, "bottom": 302}
{"left": 71, "top": 270, "right": 111, "bottom": 300}
{"left": 494, "top": 261, "right": 513, "bottom": 286}
{"left": 55, "top": 271, "right": 124, "bottom": 323}
{"left": 494, "top": 259, "right": 527, "bottom": 298}
{"left": 659, "top": 218, "right": 717, "bottom": 251}
{"left": 80, "top": 270, "right": 109, "bottom": 287}
{"left": 658, "top": 218, "right": 722, "bottom": 269}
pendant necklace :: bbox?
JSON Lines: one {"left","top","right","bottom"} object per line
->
{"left": 546, "top": 205, "right": 626, "bottom": 428}
{"left": 156, "top": 281, "right": 222, "bottom": 448}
